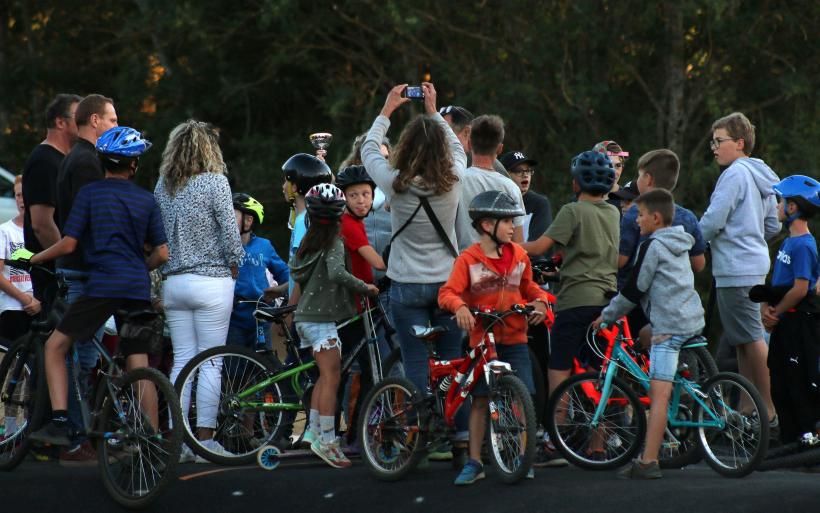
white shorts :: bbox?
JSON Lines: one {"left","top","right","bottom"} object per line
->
{"left": 296, "top": 322, "right": 341, "bottom": 354}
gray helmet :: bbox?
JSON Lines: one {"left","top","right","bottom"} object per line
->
{"left": 468, "top": 190, "right": 525, "bottom": 222}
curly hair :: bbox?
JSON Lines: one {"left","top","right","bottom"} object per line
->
{"left": 340, "top": 131, "right": 391, "bottom": 169}
{"left": 391, "top": 115, "right": 456, "bottom": 195}
{"left": 159, "top": 120, "right": 227, "bottom": 196}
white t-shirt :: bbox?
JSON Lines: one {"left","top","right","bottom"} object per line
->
{"left": 455, "top": 166, "right": 527, "bottom": 251}
{"left": 0, "top": 220, "right": 32, "bottom": 311}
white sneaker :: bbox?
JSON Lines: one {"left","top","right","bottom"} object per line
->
{"left": 179, "top": 445, "right": 196, "bottom": 464}
{"left": 195, "top": 439, "right": 234, "bottom": 463}
{"left": 302, "top": 429, "right": 318, "bottom": 448}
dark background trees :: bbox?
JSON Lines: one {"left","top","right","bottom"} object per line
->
{"left": 1, "top": 0, "right": 818, "bottom": 255}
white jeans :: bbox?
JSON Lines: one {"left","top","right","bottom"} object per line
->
{"left": 164, "top": 273, "right": 235, "bottom": 429}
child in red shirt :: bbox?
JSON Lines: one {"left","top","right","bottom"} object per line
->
{"left": 439, "top": 191, "right": 550, "bottom": 485}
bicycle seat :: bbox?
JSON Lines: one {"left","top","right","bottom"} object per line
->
{"left": 118, "top": 309, "right": 160, "bottom": 322}
{"left": 409, "top": 325, "right": 448, "bottom": 340}
{"left": 254, "top": 304, "right": 297, "bottom": 322}
{"left": 682, "top": 335, "right": 707, "bottom": 349}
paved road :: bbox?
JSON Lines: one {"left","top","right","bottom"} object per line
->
{"left": 4, "top": 453, "right": 819, "bottom": 513}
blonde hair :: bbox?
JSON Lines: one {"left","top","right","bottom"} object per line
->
{"left": 159, "top": 120, "right": 226, "bottom": 196}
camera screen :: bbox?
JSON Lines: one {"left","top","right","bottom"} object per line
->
{"left": 405, "top": 86, "right": 424, "bottom": 99}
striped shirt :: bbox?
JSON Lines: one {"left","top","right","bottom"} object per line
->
{"left": 63, "top": 178, "right": 167, "bottom": 300}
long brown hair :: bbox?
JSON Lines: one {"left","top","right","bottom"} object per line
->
{"left": 391, "top": 115, "right": 457, "bottom": 195}
{"left": 159, "top": 120, "right": 226, "bottom": 196}
{"left": 295, "top": 219, "right": 341, "bottom": 259}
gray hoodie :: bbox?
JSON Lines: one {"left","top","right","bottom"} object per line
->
{"left": 699, "top": 158, "right": 781, "bottom": 287}
{"left": 602, "top": 226, "right": 704, "bottom": 336}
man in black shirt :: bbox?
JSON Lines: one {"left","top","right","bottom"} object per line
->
{"left": 499, "top": 151, "right": 553, "bottom": 242}
{"left": 22, "top": 93, "right": 82, "bottom": 303}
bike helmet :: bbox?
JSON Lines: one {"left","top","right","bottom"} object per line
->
{"left": 282, "top": 153, "right": 333, "bottom": 195}
{"left": 773, "top": 174, "right": 820, "bottom": 219}
{"left": 305, "top": 183, "right": 346, "bottom": 221}
{"left": 570, "top": 150, "right": 616, "bottom": 194}
{"left": 96, "top": 126, "right": 152, "bottom": 169}
{"left": 335, "top": 165, "right": 376, "bottom": 192}
{"left": 468, "top": 190, "right": 525, "bottom": 222}
{"left": 232, "top": 192, "right": 265, "bottom": 225}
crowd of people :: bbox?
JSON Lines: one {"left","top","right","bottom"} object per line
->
{"left": 1, "top": 83, "right": 819, "bottom": 484}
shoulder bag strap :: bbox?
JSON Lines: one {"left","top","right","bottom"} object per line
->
{"left": 388, "top": 201, "right": 424, "bottom": 244}
{"left": 419, "top": 196, "right": 458, "bottom": 258}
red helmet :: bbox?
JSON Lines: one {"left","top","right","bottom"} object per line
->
{"left": 305, "top": 183, "right": 346, "bottom": 220}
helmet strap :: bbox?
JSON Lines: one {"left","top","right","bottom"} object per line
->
{"left": 490, "top": 220, "right": 503, "bottom": 257}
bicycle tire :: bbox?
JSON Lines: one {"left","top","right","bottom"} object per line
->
{"left": 547, "top": 371, "right": 646, "bottom": 470}
{"left": 381, "top": 347, "right": 404, "bottom": 379}
{"left": 486, "top": 374, "right": 537, "bottom": 484}
{"left": 659, "top": 345, "right": 719, "bottom": 469}
{"left": 0, "top": 335, "right": 47, "bottom": 471}
{"left": 695, "top": 372, "right": 769, "bottom": 477}
{"left": 759, "top": 444, "right": 820, "bottom": 471}
{"left": 97, "top": 367, "right": 182, "bottom": 509}
{"left": 174, "top": 345, "right": 301, "bottom": 465}
{"left": 358, "top": 376, "right": 428, "bottom": 481}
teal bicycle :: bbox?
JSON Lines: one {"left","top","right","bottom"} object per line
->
{"left": 546, "top": 317, "right": 769, "bottom": 477}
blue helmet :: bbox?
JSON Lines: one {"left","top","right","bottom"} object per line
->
{"left": 96, "top": 126, "right": 152, "bottom": 158}
{"left": 773, "top": 174, "right": 820, "bottom": 216}
{"left": 570, "top": 150, "right": 615, "bottom": 194}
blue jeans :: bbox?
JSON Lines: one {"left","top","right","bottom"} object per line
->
{"left": 226, "top": 321, "right": 272, "bottom": 350}
{"left": 389, "top": 281, "right": 468, "bottom": 436}
{"left": 58, "top": 268, "right": 105, "bottom": 441}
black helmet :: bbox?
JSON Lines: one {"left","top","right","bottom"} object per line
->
{"left": 570, "top": 150, "right": 615, "bottom": 194}
{"left": 282, "top": 153, "right": 333, "bottom": 195}
{"left": 468, "top": 191, "right": 525, "bottom": 222}
{"left": 335, "top": 165, "right": 376, "bottom": 192}
{"left": 305, "top": 183, "right": 346, "bottom": 221}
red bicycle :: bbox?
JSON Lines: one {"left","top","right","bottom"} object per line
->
{"left": 357, "top": 304, "right": 537, "bottom": 483}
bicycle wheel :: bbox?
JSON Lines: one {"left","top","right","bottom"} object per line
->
{"left": 695, "top": 372, "right": 768, "bottom": 477}
{"left": 174, "top": 345, "right": 303, "bottom": 465}
{"left": 547, "top": 371, "right": 646, "bottom": 470}
{"left": 0, "top": 335, "right": 47, "bottom": 471}
{"left": 97, "top": 367, "right": 182, "bottom": 509}
{"left": 381, "top": 347, "right": 404, "bottom": 378}
{"left": 659, "top": 346, "right": 718, "bottom": 469}
{"left": 487, "top": 374, "right": 536, "bottom": 483}
{"left": 358, "top": 376, "right": 427, "bottom": 481}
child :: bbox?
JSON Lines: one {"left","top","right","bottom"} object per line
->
{"left": 229, "top": 192, "right": 289, "bottom": 350}
{"left": 521, "top": 150, "right": 619, "bottom": 466}
{"left": 0, "top": 175, "right": 41, "bottom": 341}
{"left": 439, "top": 190, "right": 549, "bottom": 485}
{"left": 593, "top": 188, "right": 705, "bottom": 479}
{"left": 592, "top": 140, "right": 629, "bottom": 210}
{"left": 608, "top": 179, "right": 638, "bottom": 217}
{"left": 288, "top": 183, "right": 378, "bottom": 468}
{"left": 761, "top": 175, "right": 820, "bottom": 443}
{"left": 22, "top": 126, "right": 168, "bottom": 447}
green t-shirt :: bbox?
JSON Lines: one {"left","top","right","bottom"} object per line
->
{"left": 545, "top": 200, "right": 619, "bottom": 311}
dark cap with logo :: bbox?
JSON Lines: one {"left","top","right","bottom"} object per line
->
{"left": 499, "top": 151, "right": 538, "bottom": 172}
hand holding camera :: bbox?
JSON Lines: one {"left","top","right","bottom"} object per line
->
{"left": 380, "top": 84, "right": 411, "bottom": 118}
{"left": 421, "top": 82, "right": 437, "bottom": 115}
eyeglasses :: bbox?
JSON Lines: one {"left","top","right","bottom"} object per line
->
{"left": 709, "top": 137, "right": 737, "bottom": 151}
{"left": 510, "top": 168, "right": 535, "bottom": 176}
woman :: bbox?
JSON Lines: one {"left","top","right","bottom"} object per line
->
{"left": 155, "top": 120, "right": 244, "bottom": 461}
{"left": 361, "top": 82, "right": 467, "bottom": 445}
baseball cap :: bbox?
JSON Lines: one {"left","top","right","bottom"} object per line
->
{"left": 438, "top": 105, "right": 474, "bottom": 127}
{"left": 593, "top": 140, "right": 630, "bottom": 158}
{"left": 608, "top": 180, "right": 639, "bottom": 201}
{"left": 499, "top": 151, "right": 538, "bottom": 172}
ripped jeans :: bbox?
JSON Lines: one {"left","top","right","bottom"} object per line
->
{"left": 297, "top": 322, "right": 342, "bottom": 354}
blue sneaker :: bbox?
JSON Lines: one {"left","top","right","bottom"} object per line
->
{"left": 454, "top": 459, "right": 485, "bottom": 485}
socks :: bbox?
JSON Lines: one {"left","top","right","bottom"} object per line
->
{"left": 319, "top": 415, "right": 335, "bottom": 444}
{"left": 309, "top": 409, "right": 320, "bottom": 435}
{"left": 52, "top": 410, "right": 68, "bottom": 428}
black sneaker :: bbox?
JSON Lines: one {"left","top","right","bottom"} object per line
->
{"left": 532, "top": 442, "right": 568, "bottom": 468}
{"left": 618, "top": 458, "right": 662, "bottom": 479}
{"left": 29, "top": 422, "right": 72, "bottom": 447}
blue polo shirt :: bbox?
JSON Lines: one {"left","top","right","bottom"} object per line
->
{"left": 63, "top": 178, "right": 167, "bottom": 301}
{"left": 231, "top": 234, "right": 290, "bottom": 330}
{"left": 772, "top": 233, "right": 818, "bottom": 291}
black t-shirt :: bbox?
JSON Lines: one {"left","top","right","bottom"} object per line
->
{"left": 523, "top": 190, "right": 553, "bottom": 242}
{"left": 56, "top": 138, "right": 103, "bottom": 270}
{"left": 22, "top": 144, "right": 64, "bottom": 253}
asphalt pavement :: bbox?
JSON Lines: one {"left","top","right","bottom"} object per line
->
{"left": 4, "top": 452, "right": 819, "bottom": 513}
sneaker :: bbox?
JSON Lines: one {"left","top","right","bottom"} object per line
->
{"left": 311, "top": 438, "right": 352, "bottom": 469}
{"left": 527, "top": 467, "right": 535, "bottom": 479}
{"left": 29, "top": 422, "right": 71, "bottom": 447}
{"left": 195, "top": 439, "right": 234, "bottom": 463}
{"left": 454, "top": 459, "right": 485, "bottom": 485}
{"left": 532, "top": 442, "right": 568, "bottom": 468}
{"left": 59, "top": 441, "right": 98, "bottom": 467}
{"left": 618, "top": 458, "right": 662, "bottom": 479}
{"left": 428, "top": 441, "right": 453, "bottom": 461}
{"left": 301, "top": 429, "right": 318, "bottom": 449}
{"left": 179, "top": 445, "right": 196, "bottom": 463}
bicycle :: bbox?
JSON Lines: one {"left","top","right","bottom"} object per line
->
{"left": 0, "top": 262, "right": 183, "bottom": 509}
{"left": 546, "top": 317, "right": 768, "bottom": 477}
{"left": 173, "top": 296, "right": 400, "bottom": 466}
{"left": 358, "top": 304, "right": 538, "bottom": 484}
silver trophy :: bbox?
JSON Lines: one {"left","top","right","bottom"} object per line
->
{"left": 309, "top": 132, "right": 333, "bottom": 151}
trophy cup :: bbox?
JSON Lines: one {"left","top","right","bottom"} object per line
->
{"left": 309, "top": 132, "right": 332, "bottom": 161}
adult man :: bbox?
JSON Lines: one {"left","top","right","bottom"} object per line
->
{"left": 54, "top": 93, "right": 118, "bottom": 464}
{"left": 440, "top": 105, "right": 509, "bottom": 178}
{"left": 500, "top": 150, "right": 553, "bottom": 243}
{"left": 22, "top": 93, "right": 82, "bottom": 303}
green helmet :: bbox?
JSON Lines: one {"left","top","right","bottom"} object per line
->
{"left": 232, "top": 193, "right": 264, "bottom": 225}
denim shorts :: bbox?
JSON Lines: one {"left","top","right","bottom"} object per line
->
{"left": 648, "top": 334, "right": 691, "bottom": 381}
{"left": 296, "top": 322, "right": 341, "bottom": 354}
{"left": 471, "top": 344, "right": 535, "bottom": 397}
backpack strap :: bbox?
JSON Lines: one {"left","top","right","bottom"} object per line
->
{"left": 419, "top": 196, "right": 458, "bottom": 258}
{"left": 388, "top": 201, "right": 424, "bottom": 245}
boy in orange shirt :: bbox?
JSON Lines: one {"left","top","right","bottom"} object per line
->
{"left": 439, "top": 190, "right": 550, "bottom": 485}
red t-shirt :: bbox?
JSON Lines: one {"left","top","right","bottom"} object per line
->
{"left": 340, "top": 213, "right": 374, "bottom": 284}
{"left": 487, "top": 243, "right": 514, "bottom": 275}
